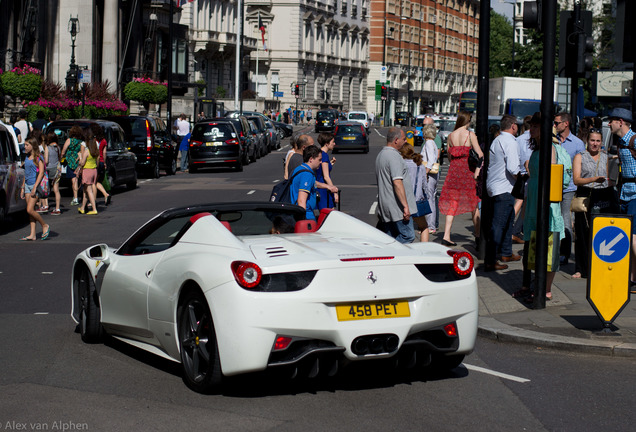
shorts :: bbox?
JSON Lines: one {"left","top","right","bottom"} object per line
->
{"left": 413, "top": 215, "right": 428, "bottom": 232}
{"left": 24, "top": 183, "right": 34, "bottom": 194}
{"left": 48, "top": 164, "right": 62, "bottom": 185}
{"left": 66, "top": 168, "right": 76, "bottom": 179}
{"left": 82, "top": 168, "right": 97, "bottom": 185}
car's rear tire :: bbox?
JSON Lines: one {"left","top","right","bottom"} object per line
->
{"left": 152, "top": 161, "right": 160, "bottom": 178}
{"left": 235, "top": 160, "right": 243, "bottom": 172}
{"left": 177, "top": 290, "right": 222, "bottom": 394}
{"left": 166, "top": 158, "right": 177, "bottom": 175}
{"left": 126, "top": 172, "right": 137, "bottom": 190}
{"left": 76, "top": 266, "right": 103, "bottom": 343}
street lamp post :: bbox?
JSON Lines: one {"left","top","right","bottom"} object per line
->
{"left": 65, "top": 15, "right": 80, "bottom": 97}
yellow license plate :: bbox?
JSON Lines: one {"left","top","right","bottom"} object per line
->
{"left": 205, "top": 142, "right": 220, "bottom": 146}
{"left": 343, "top": 136, "right": 355, "bottom": 140}
{"left": 336, "top": 301, "right": 410, "bottom": 321}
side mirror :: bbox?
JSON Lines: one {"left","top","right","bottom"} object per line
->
{"left": 88, "top": 244, "right": 110, "bottom": 264}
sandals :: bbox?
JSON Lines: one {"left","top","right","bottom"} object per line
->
{"left": 572, "top": 272, "right": 582, "bottom": 279}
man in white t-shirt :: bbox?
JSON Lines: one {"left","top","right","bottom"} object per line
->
{"left": 176, "top": 114, "right": 190, "bottom": 138}
{"left": 14, "top": 109, "right": 32, "bottom": 145}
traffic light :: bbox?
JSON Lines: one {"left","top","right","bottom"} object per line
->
{"left": 380, "top": 85, "right": 387, "bottom": 100}
{"left": 271, "top": 84, "right": 278, "bottom": 94}
{"left": 577, "top": 31, "right": 594, "bottom": 75}
{"left": 294, "top": 84, "right": 300, "bottom": 97}
{"left": 523, "top": 0, "right": 542, "bottom": 30}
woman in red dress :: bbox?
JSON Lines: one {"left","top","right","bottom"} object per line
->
{"left": 438, "top": 111, "right": 483, "bottom": 246}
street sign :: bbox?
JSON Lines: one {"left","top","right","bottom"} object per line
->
{"left": 588, "top": 215, "right": 632, "bottom": 326}
{"left": 380, "top": 65, "right": 387, "bottom": 83}
{"left": 273, "top": 91, "right": 283, "bottom": 97}
{"left": 78, "top": 70, "right": 91, "bottom": 84}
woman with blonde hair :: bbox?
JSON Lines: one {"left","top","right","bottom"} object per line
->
{"left": 76, "top": 130, "right": 100, "bottom": 215}
{"left": 20, "top": 137, "right": 50, "bottom": 240}
{"left": 438, "top": 111, "right": 483, "bottom": 246}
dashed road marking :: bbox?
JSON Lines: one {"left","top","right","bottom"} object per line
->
{"left": 247, "top": 190, "right": 256, "bottom": 195}
{"left": 369, "top": 201, "right": 378, "bottom": 215}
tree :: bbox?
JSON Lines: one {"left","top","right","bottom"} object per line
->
{"left": 489, "top": 11, "right": 513, "bottom": 78}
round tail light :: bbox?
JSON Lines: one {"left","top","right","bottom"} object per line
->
{"left": 231, "top": 261, "right": 262, "bottom": 289}
{"left": 447, "top": 250, "right": 474, "bottom": 276}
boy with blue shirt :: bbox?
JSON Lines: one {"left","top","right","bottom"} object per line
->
{"left": 290, "top": 145, "right": 338, "bottom": 220}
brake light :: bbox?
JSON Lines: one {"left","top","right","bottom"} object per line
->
{"left": 446, "top": 250, "right": 474, "bottom": 276}
{"left": 362, "top": 127, "right": 366, "bottom": 139}
{"left": 145, "top": 120, "right": 152, "bottom": 151}
{"left": 190, "top": 140, "right": 203, "bottom": 147}
{"left": 334, "top": 126, "right": 338, "bottom": 134}
{"left": 340, "top": 256, "right": 394, "bottom": 262}
{"left": 225, "top": 138, "right": 239, "bottom": 145}
{"left": 443, "top": 323, "right": 458, "bottom": 337}
{"left": 231, "top": 261, "right": 262, "bottom": 288}
{"left": 273, "top": 336, "right": 292, "bottom": 351}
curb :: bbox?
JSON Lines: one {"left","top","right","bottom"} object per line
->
{"left": 478, "top": 316, "right": 636, "bottom": 357}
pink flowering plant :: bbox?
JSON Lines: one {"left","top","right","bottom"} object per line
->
{"left": 124, "top": 77, "right": 168, "bottom": 108}
{"left": 0, "top": 64, "right": 43, "bottom": 101}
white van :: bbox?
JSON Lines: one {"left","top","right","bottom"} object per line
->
{"left": 347, "top": 111, "right": 369, "bottom": 130}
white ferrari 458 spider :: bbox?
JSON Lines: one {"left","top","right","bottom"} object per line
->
{"left": 71, "top": 202, "right": 478, "bottom": 393}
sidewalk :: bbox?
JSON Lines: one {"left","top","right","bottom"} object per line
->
{"left": 441, "top": 211, "right": 636, "bottom": 357}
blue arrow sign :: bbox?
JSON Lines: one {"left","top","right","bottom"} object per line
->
{"left": 593, "top": 225, "right": 630, "bottom": 263}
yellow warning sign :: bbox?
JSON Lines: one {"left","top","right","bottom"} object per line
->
{"left": 587, "top": 215, "right": 632, "bottom": 324}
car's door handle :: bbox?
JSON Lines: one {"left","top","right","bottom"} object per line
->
{"left": 146, "top": 269, "right": 153, "bottom": 278}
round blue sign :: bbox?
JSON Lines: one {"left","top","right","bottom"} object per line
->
{"left": 406, "top": 131, "right": 414, "bottom": 139}
{"left": 593, "top": 226, "right": 630, "bottom": 263}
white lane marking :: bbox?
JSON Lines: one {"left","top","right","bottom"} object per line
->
{"left": 375, "top": 129, "right": 385, "bottom": 138}
{"left": 247, "top": 190, "right": 256, "bottom": 195}
{"left": 34, "top": 312, "right": 49, "bottom": 315}
{"left": 140, "top": 179, "right": 152, "bottom": 184}
{"left": 464, "top": 363, "right": 530, "bottom": 383}
{"left": 42, "top": 272, "right": 54, "bottom": 275}
{"left": 273, "top": 179, "right": 280, "bottom": 183}
{"left": 369, "top": 201, "right": 378, "bottom": 215}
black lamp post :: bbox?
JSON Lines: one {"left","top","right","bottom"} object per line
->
{"left": 65, "top": 16, "right": 80, "bottom": 97}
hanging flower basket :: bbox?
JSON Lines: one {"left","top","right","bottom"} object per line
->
{"left": 0, "top": 64, "right": 43, "bottom": 102}
{"left": 123, "top": 77, "right": 168, "bottom": 108}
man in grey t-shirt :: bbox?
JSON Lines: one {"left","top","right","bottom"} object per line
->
{"left": 375, "top": 127, "right": 416, "bottom": 243}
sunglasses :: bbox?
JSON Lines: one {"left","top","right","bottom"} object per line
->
{"left": 553, "top": 120, "right": 566, "bottom": 126}
{"left": 589, "top": 128, "right": 602, "bottom": 134}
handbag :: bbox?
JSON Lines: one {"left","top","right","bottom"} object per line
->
{"left": 527, "top": 231, "right": 560, "bottom": 272}
{"left": 468, "top": 147, "right": 483, "bottom": 172}
{"left": 570, "top": 195, "right": 590, "bottom": 212}
{"left": 413, "top": 166, "right": 432, "bottom": 217}
{"left": 511, "top": 174, "right": 528, "bottom": 200}
{"left": 35, "top": 156, "right": 49, "bottom": 198}
{"left": 429, "top": 162, "right": 440, "bottom": 175}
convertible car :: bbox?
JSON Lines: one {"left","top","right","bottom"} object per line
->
{"left": 71, "top": 202, "right": 478, "bottom": 393}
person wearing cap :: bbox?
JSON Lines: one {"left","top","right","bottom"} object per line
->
{"left": 608, "top": 107, "right": 636, "bottom": 283}
{"left": 554, "top": 112, "right": 586, "bottom": 265}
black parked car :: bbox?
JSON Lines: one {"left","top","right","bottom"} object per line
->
{"left": 272, "top": 120, "right": 293, "bottom": 138}
{"left": 210, "top": 116, "right": 256, "bottom": 164}
{"left": 246, "top": 120, "right": 265, "bottom": 159}
{"left": 246, "top": 116, "right": 271, "bottom": 155}
{"left": 45, "top": 120, "right": 138, "bottom": 190}
{"left": 333, "top": 122, "right": 369, "bottom": 153}
{"left": 189, "top": 120, "right": 243, "bottom": 172}
{"left": 104, "top": 115, "right": 177, "bottom": 178}
{"left": 315, "top": 110, "right": 338, "bottom": 133}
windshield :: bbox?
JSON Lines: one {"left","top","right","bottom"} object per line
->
{"left": 436, "top": 120, "right": 456, "bottom": 132}
{"left": 396, "top": 112, "right": 408, "bottom": 118}
{"left": 348, "top": 113, "right": 366, "bottom": 120}
{"left": 507, "top": 100, "right": 541, "bottom": 119}
{"left": 317, "top": 112, "right": 335, "bottom": 120}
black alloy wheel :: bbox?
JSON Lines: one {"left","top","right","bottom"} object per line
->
{"left": 177, "top": 290, "right": 222, "bottom": 393}
{"left": 77, "top": 266, "right": 103, "bottom": 343}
